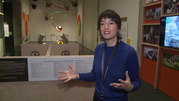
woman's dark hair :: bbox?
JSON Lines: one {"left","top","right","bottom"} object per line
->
{"left": 98, "top": 9, "right": 122, "bottom": 41}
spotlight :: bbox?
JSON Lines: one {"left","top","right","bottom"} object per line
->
{"left": 56, "top": 25, "right": 62, "bottom": 32}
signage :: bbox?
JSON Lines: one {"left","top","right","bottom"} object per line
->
{"left": 0, "top": 58, "right": 28, "bottom": 82}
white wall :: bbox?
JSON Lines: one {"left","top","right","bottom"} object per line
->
{"left": 29, "top": 0, "right": 141, "bottom": 52}
{"left": 29, "top": 0, "right": 99, "bottom": 52}
{"left": 76, "top": 0, "right": 83, "bottom": 44}
{"left": 29, "top": 0, "right": 77, "bottom": 42}
{"left": 99, "top": 0, "right": 140, "bottom": 50}
{"left": 83, "top": 0, "right": 98, "bottom": 51}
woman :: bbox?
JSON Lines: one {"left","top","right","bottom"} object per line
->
{"left": 58, "top": 9, "right": 141, "bottom": 101}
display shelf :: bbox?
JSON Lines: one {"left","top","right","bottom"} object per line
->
{"left": 143, "top": 0, "right": 162, "bottom": 7}
{"left": 140, "top": 0, "right": 161, "bottom": 88}
{"left": 142, "top": 42, "right": 159, "bottom": 47}
{"left": 161, "top": 13, "right": 179, "bottom": 17}
{"left": 160, "top": 46, "right": 179, "bottom": 52}
{"left": 157, "top": 48, "right": 179, "bottom": 100}
{"left": 141, "top": 0, "right": 179, "bottom": 100}
{"left": 143, "top": 23, "right": 160, "bottom": 25}
{"left": 154, "top": 46, "right": 161, "bottom": 89}
{"left": 140, "top": 44, "right": 159, "bottom": 86}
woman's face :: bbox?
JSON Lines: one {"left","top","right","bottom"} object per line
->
{"left": 100, "top": 18, "right": 119, "bottom": 41}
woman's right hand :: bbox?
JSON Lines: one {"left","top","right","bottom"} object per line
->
{"left": 58, "top": 64, "right": 79, "bottom": 82}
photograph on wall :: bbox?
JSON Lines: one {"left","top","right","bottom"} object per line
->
{"left": 143, "top": 25, "right": 160, "bottom": 44}
{"left": 146, "top": 7, "right": 161, "bottom": 21}
{"left": 163, "top": 0, "right": 179, "bottom": 15}
{"left": 143, "top": 46, "right": 158, "bottom": 61}
{"left": 145, "top": 0, "right": 161, "bottom": 5}
{"left": 163, "top": 53, "right": 179, "bottom": 71}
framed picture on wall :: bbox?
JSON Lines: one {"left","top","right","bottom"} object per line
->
{"left": 144, "top": 4, "right": 161, "bottom": 24}
{"left": 163, "top": 0, "right": 179, "bottom": 15}
{"left": 162, "top": 53, "right": 179, "bottom": 71}
{"left": 143, "top": 46, "right": 158, "bottom": 61}
{"left": 143, "top": 25, "right": 160, "bottom": 44}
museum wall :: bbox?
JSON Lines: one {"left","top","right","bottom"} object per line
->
{"left": 2, "top": 0, "right": 141, "bottom": 54}
{"left": 98, "top": 0, "right": 141, "bottom": 51}
{"left": 83, "top": 0, "right": 98, "bottom": 51}
{"left": 29, "top": 0, "right": 77, "bottom": 42}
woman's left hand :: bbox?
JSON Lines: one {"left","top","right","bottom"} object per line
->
{"left": 109, "top": 71, "right": 134, "bottom": 92}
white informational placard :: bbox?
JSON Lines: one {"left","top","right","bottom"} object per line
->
{"left": 120, "top": 22, "right": 128, "bottom": 43}
{"left": 28, "top": 56, "right": 94, "bottom": 81}
{"left": 4, "top": 23, "right": 9, "bottom": 37}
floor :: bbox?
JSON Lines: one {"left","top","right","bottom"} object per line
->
{"left": 128, "top": 81, "right": 176, "bottom": 101}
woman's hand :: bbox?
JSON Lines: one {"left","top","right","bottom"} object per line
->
{"left": 109, "top": 71, "right": 134, "bottom": 92}
{"left": 58, "top": 64, "right": 79, "bottom": 82}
